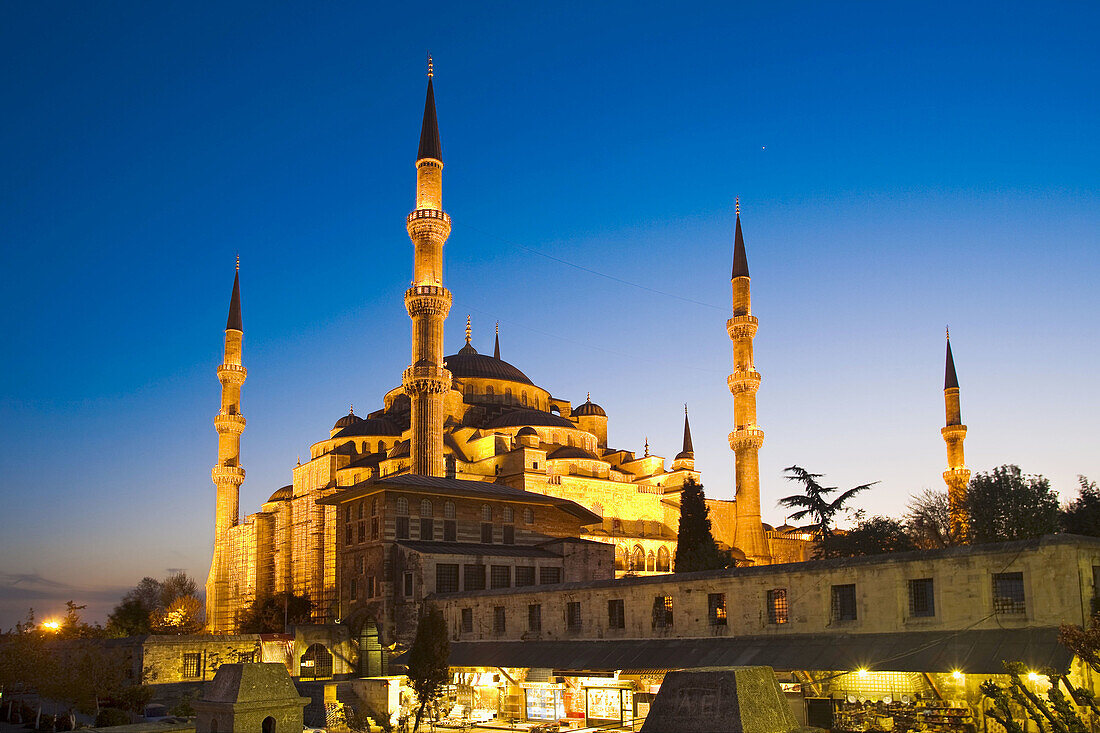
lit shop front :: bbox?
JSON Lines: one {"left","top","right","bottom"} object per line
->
{"left": 441, "top": 628, "right": 1081, "bottom": 731}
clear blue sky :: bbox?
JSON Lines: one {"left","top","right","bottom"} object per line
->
{"left": 1, "top": 2, "right": 1097, "bottom": 628}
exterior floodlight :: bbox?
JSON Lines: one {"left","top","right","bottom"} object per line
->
{"left": 857, "top": 668, "right": 868, "bottom": 678}
{"left": 952, "top": 670, "right": 963, "bottom": 680}
{"left": 41, "top": 620, "right": 60, "bottom": 631}
{"left": 1028, "top": 672, "right": 1040, "bottom": 682}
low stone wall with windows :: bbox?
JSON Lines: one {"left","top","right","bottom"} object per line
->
{"left": 433, "top": 535, "right": 1100, "bottom": 642}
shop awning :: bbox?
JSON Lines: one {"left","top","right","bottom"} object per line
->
{"left": 441, "top": 628, "right": 1070, "bottom": 675}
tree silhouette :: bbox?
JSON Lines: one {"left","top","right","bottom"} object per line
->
{"left": 407, "top": 604, "right": 449, "bottom": 732}
{"left": 778, "top": 466, "right": 876, "bottom": 546}
{"left": 674, "top": 478, "right": 725, "bottom": 572}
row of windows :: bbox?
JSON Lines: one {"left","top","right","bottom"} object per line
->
{"left": 439, "top": 564, "right": 562, "bottom": 594}
{"left": 346, "top": 499, "right": 535, "bottom": 525}
{"left": 349, "top": 576, "right": 377, "bottom": 601}
{"left": 181, "top": 650, "right": 253, "bottom": 679}
{"left": 461, "top": 572, "right": 1029, "bottom": 636}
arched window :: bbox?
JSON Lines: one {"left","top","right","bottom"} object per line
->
{"left": 486, "top": 386, "right": 494, "bottom": 396}
{"left": 568, "top": 435, "right": 575, "bottom": 447}
{"left": 357, "top": 502, "right": 364, "bottom": 520}
{"left": 371, "top": 498, "right": 378, "bottom": 516}
{"left": 615, "top": 546, "right": 627, "bottom": 571}
{"left": 522, "top": 391, "right": 528, "bottom": 406}
{"left": 300, "top": 643, "right": 333, "bottom": 680}
{"left": 262, "top": 717, "right": 276, "bottom": 733}
{"left": 420, "top": 499, "right": 432, "bottom": 517}
{"left": 481, "top": 504, "right": 492, "bottom": 522}
{"left": 502, "top": 507, "right": 514, "bottom": 523}
{"left": 523, "top": 508, "right": 534, "bottom": 525}
{"left": 345, "top": 506, "right": 352, "bottom": 522}
{"left": 612, "top": 518, "right": 622, "bottom": 533}
{"left": 505, "top": 388, "right": 512, "bottom": 401}
{"left": 378, "top": 440, "right": 386, "bottom": 453}
{"left": 637, "top": 520, "right": 646, "bottom": 537}
{"left": 210, "top": 719, "right": 218, "bottom": 733}
{"left": 646, "top": 551, "right": 656, "bottom": 572}
{"left": 631, "top": 546, "right": 645, "bottom": 572}
{"left": 396, "top": 497, "right": 408, "bottom": 515}
{"left": 444, "top": 501, "right": 456, "bottom": 519}
{"left": 657, "top": 546, "right": 671, "bottom": 572}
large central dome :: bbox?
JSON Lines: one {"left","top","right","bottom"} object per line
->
{"left": 443, "top": 351, "right": 534, "bottom": 385}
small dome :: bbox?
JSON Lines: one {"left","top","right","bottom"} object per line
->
{"left": 333, "top": 410, "right": 364, "bottom": 430}
{"left": 487, "top": 409, "right": 576, "bottom": 429}
{"left": 573, "top": 398, "right": 606, "bottom": 417}
{"left": 267, "top": 485, "right": 293, "bottom": 502}
{"left": 516, "top": 426, "right": 538, "bottom": 437}
{"left": 674, "top": 449, "right": 695, "bottom": 461}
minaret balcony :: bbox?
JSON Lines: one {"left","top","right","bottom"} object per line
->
{"left": 729, "top": 426, "right": 765, "bottom": 451}
{"left": 211, "top": 465, "right": 246, "bottom": 486}
{"left": 407, "top": 208, "right": 452, "bottom": 239}
{"left": 727, "top": 315, "right": 759, "bottom": 340}
{"left": 217, "top": 363, "right": 247, "bottom": 384}
{"left": 402, "top": 364, "right": 453, "bottom": 394}
{"left": 941, "top": 424, "right": 968, "bottom": 441}
{"left": 214, "top": 413, "right": 247, "bottom": 434}
{"left": 943, "top": 467, "right": 971, "bottom": 486}
{"left": 727, "top": 370, "right": 762, "bottom": 395}
{"left": 404, "top": 286, "right": 452, "bottom": 317}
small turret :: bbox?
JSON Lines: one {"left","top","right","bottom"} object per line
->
{"left": 672, "top": 405, "right": 695, "bottom": 471}
{"left": 573, "top": 392, "right": 608, "bottom": 449}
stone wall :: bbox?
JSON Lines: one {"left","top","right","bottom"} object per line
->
{"left": 434, "top": 535, "right": 1100, "bottom": 643}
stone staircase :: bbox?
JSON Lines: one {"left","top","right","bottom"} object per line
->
{"left": 296, "top": 680, "right": 383, "bottom": 732}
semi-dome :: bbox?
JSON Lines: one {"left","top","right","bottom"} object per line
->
{"left": 267, "top": 485, "right": 292, "bottom": 502}
{"left": 444, "top": 351, "right": 534, "bottom": 385}
{"left": 547, "top": 445, "right": 599, "bottom": 460}
{"left": 334, "top": 416, "right": 403, "bottom": 438}
{"left": 573, "top": 398, "right": 606, "bottom": 417}
{"left": 487, "top": 409, "right": 576, "bottom": 429}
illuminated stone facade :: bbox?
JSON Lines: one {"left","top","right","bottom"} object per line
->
{"left": 204, "top": 68, "right": 806, "bottom": 634}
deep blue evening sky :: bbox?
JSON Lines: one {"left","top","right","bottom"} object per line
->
{"left": 1, "top": 2, "right": 1097, "bottom": 627}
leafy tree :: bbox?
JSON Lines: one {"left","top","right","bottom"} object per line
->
{"left": 158, "top": 572, "right": 199, "bottom": 609}
{"left": 238, "top": 593, "right": 314, "bottom": 633}
{"left": 674, "top": 478, "right": 725, "bottom": 572}
{"left": 1061, "top": 476, "right": 1100, "bottom": 537}
{"left": 406, "top": 605, "right": 449, "bottom": 732}
{"left": 821, "top": 515, "right": 917, "bottom": 558}
{"left": 107, "top": 598, "right": 153, "bottom": 637}
{"left": 128, "top": 578, "right": 164, "bottom": 612}
{"left": 905, "top": 489, "right": 964, "bottom": 549}
{"left": 778, "top": 466, "right": 877, "bottom": 547}
{"left": 149, "top": 596, "right": 204, "bottom": 635}
{"left": 968, "top": 465, "right": 1060, "bottom": 543}
{"left": 56, "top": 601, "right": 104, "bottom": 639}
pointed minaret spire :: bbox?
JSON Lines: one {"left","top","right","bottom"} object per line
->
{"left": 682, "top": 404, "right": 694, "bottom": 454}
{"left": 945, "top": 326, "right": 959, "bottom": 390}
{"left": 417, "top": 55, "right": 442, "bottom": 163}
{"left": 226, "top": 262, "right": 243, "bottom": 332}
{"left": 732, "top": 199, "right": 749, "bottom": 279}
{"left": 493, "top": 321, "right": 500, "bottom": 359}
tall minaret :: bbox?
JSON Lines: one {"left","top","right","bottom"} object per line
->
{"left": 206, "top": 258, "right": 247, "bottom": 632}
{"left": 941, "top": 329, "right": 970, "bottom": 540}
{"left": 403, "top": 56, "right": 452, "bottom": 477}
{"left": 727, "top": 201, "right": 771, "bottom": 564}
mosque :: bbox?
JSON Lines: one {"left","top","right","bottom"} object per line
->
{"left": 203, "top": 64, "right": 970, "bottom": 633}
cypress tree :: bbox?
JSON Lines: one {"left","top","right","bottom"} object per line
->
{"left": 674, "top": 478, "right": 724, "bottom": 572}
{"left": 407, "top": 604, "right": 449, "bottom": 731}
